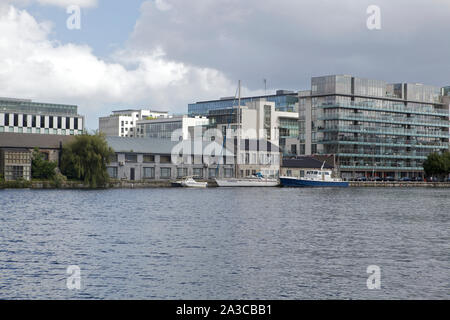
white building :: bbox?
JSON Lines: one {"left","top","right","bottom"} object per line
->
{"left": 136, "top": 115, "right": 209, "bottom": 140}
{"left": 208, "top": 99, "right": 299, "bottom": 153}
{"left": 99, "top": 109, "right": 169, "bottom": 137}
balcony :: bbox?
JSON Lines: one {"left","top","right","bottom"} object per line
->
{"left": 319, "top": 102, "right": 449, "bottom": 117}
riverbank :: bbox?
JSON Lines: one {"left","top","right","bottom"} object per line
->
{"left": 349, "top": 181, "right": 450, "bottom": 188}
{"left": 2, "top": 180, "right": 450, "bottom": 189}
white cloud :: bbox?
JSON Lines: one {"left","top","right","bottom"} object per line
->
{"left": 0, "top": 5, "right": 254, "bottom": 129}
{"left": 154, "top": 0, "right": 172, "bottom": 12}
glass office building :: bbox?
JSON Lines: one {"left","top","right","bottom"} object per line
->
{"left": 188, "top": 90, "right": 299, "bottom": 116}
{"left": 0, "top": 97, "right": 84, "bottom": 135}
{"left": 299, "top": 75, "right": 450, "bottom": 179}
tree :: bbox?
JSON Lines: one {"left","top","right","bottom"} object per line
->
{"left": 60, "top": 133, "right": 114, "bottom": 188}
{"left": 423, "top": 152, "right": 450, "bottom": 181}
{"left": 31, "top": 148, "right": 58, "bottom": 180}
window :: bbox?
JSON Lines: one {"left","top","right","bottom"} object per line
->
{"left": 208, "top": 168, "right": 217, "bottom": 178}
{"left": 74, "top": 118, "right": 78, "bottom": 130}
{"left": 286, "top": 170, "right": 292, "bottom": 177}
{"left": 224, "top": 168, "right": 233, "bottom": 178}
{"left": 177, "top": 167, "right": 187, "bottom": 178}
{"left": 143, "top": 155, "right": 154, "bottom": 163}
{"left": 49, "top": 116, "right": 54, "bottom": 128}
{"left": 14, "top": 114, "right": 18, "bottom": 126}
{"left": 160, "top": 167, "right": 171, "bottom": 179}
{"left": 107, "top": 167, "right": 118, "bottom": 179}
{"left": 5, "top": 113, "right": 9, "bottom": 126}
{"left": 125, "top": 154, "right": 137, "bottom": 163}
{"left": 160, "top": 155, "right": 171, "bottom": 163}
{"left": 143, "top": 167, "right": 155, "bottom": 179}
{"left": 23, "top": 115, "right": 28, "bottom": 127}
{"left": 66, "top": 117, "right": 70, "bottom": 129}
{"left": 57, "top": 117, "right": 62, "bottom": 129}
{"left": 193, "top": 168, "right": 203, "bottom": 178}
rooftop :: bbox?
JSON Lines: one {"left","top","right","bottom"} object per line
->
{"left": 282, "top": 157, "right": 334, "bottom": 169}
{"left": 0, "top": 133, "right": 75, "bottom": 149}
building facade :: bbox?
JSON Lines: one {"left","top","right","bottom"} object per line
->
{"left": 0, "top": 133, "right": 75, "bottom": 181}
{"left": 0, "top": 97, "right": 84, "bottom": 135}
{"left": 188, "top": 90, "right": 299, "bottom": 116}
{"left": 105, "top": 137, "right": 235, "bottom": 181}
{"left": 136, "top": 115, "right": 209, "bottom": 140}
{"left": 99, "top": 109, "right": 169, "bottom": 137}
{"left": 298, "top": 75, "right": 450, "bottom": 179}
{"left": 207, "top": 99, "right": 298, "bottom": 156}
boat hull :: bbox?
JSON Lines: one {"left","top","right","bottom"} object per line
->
{"left": 280, "top": 177, "right": 349, "bottom": 188}
{"left": 215, "top": 178, "right": 279, "bottom": 187}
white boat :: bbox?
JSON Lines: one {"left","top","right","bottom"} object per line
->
{"left": 215, "top": 175, "right": 279, "bottom": 187}
{"left": 180, "top": 176, "right": 208, "bottom": 188}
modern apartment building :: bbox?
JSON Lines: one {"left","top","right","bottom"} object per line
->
{"left": 99, "top": 109, "right": 169, "bottom": 137}
{"left": 0, "top": 97, "right": 84, "bottom": 135}
{"left": 298, "top": 75, "right": 450, "bottom": 179}
{"left": 188, "top": 90, "right": 299, "bottom": 116}
{"left": 136, "top": 115, "right": 209, "bottom": 140}
{"left": 207, "top": 99, "right": 299, "bottom": 156}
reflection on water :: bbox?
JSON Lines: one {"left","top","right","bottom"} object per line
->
{"left": 0, "top": 188, "right": 448, "bottom": 299}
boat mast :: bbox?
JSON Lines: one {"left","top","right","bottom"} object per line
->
{"left": 236, "top": 80, "right": 241, "bottom": 178}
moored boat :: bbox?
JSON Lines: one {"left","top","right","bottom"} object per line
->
{"left": 215, "top": 174, "right": 279, "bottom": 187}
{"left": 180, "top": 176, "right": 208, "bottom": 188}
{"left": 280, "top": 166, "right": 349, "bottom": 188}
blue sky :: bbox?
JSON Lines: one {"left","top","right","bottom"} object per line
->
{"left": 26, "top": 0, "right": 143, "bottom": 59}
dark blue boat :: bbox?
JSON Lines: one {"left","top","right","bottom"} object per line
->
{"left": 280, "top": 177, "right": 349, "bottom": 188}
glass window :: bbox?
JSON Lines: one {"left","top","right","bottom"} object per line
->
{"left": 143, "top": 167, "right": 155, "bottom": 179}
{"left": 160, "top": 167, "right": 171, "bottom": 179}
{"left": 193, "top": 168, "right": 203, "bottom": 178}
{"left": 143, "top": 155, "right": 155, "bottom": 163}
{"left": 177, "top": 167, "right": 187, "bottom": 178}
{"left": 107, "top": 167, "right": 118, "bottom": 179}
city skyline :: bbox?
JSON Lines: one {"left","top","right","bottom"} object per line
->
{"left": 1, "top": 1, "right": 450, "bottom": 130}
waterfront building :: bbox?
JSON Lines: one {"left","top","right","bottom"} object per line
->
{"left": 136, "top": 115, "right": 209, "bottom": 140}
{"left": 0, "top": 133, "right": 74, "bottom": 181}
{"left": 207, "top": 99, "right": 298, "bottom": 156}
{"left": 188, "top": 90, "right": 299, "bottom": 116}
{"left": 99, "top": 109, "right": 169, "bottom": 137}
{"left": 0, "top": 97, "right": 84, "bottom": 135}
{"left": 298, "top": 75, "right": 450, "bottom": 179}
{"left": 105, "top": 137, "right": 234, "bottom": 181}
{"left": 280, "top": 156, "right": 333, "bottom": 179}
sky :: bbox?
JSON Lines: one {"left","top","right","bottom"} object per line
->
{"left": 0, "top": 0, "right": 449, "bottom": 130}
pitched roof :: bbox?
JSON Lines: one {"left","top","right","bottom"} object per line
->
{"left": 282, "top": 157, "right": 334, "bottom": 169}
{"left": 0, "top": 133, "right": 75, "bottom": 149}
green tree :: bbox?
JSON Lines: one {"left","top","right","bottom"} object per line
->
{"left": 60, "top": 133, "right": 114, "bottom": 188}
{"left": 31, "top": 148, "right": 58, "bottom": 180}
{"left": 423, "top": 152, "right": 450, "bottom": 181}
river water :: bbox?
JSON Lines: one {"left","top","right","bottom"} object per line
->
{"left": 0, "top": 188, "right": 448, "bottom": 299}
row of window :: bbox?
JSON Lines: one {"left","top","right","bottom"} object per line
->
{"left": 1, "top": 113, "right": 81, "bottom": 130}
{"left": 0, "top": 126, "right": 78, "bottom": 135}
{"left": 107, "top": 167, "right": 234, "bottom": 180}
